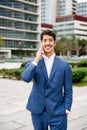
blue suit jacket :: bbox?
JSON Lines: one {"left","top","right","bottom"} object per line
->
{"left": 21, "top": 56, "right": 73, "bottom": 116}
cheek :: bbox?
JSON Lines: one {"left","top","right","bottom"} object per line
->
{"left": 42, "top": 43, "right": 45, "bottom": 47}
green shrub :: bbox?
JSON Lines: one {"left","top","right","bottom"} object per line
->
{"left": 14, "top": 68, "right": 23, "bottom": 80}
{"left": 7, "top": 69, "right": 15, "bottom": 76}
{"left": 77, "top": 60, "right": 87, "bottom": 67}
{"left": 0, "top": 69, "right": 9, "bottom": 78}
{"left": 72, "top": 69, "right": 86, "bottom": 82}
{"left": 21, "top": 62, "right": 27, "bottom": 68}
{"left": 0, "top": 68, "right": 23, "bottom": 80}
{"left": 0, "top": 68, "right": 8, "bottom": 74}
{"left": 69, "top": 60, "right": 87, "bottom": 68}
{"left": 77, "top": 68, "right": 87, "bottom": 76}
{"left": 69, "top": 62, "right": 77, "bottom": 68}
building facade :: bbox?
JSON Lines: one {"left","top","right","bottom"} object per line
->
{"left": 41, "top": 0, "right": 77, "bottom": 24}
{"left": 41, "top": 23, "right": 53, "bottom": 32}
{"left": 56, "top": 0, "right": 77, "bottom": 16}
{"left": 0, "top": 0, "right": 41, "bottom": 58}
{"left": 41, "top": 0, "right": 77, "bottom": 26}
{"left": 77, "top": 2, "right": 87, "bottom": 17}
{"left": 41, "top": 0, "right": 57, "bottom": 24}
{"left": 54, "top": 15, "right": 87, "bottom": 40}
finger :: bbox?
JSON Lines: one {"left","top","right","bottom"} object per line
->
{"left": 40, "top": 44, "right": 43, "bottom": 50}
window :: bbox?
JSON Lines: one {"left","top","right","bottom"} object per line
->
{"left": 24, "top": 4, "right": 37, "bottom": 12}
{"left": 0, "top": 0, "right": 12, "bottom": 7}
{"left": 0, "top": 19, "right": 12, "bottom": 28}
{"left": 0, "top": 8, "right": 12, "bottom": 17}
{"left": 14, "top": 22, "right": 25, "bottom": 29}
{"left": 25, "top": 14, "right": 37, "bottom": 22}
{"left": 13, "top": 11, "right": 24, "bottom": 19}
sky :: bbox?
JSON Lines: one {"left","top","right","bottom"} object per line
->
{"left": 77, "top": 0, "right": 87, "bottom": 3}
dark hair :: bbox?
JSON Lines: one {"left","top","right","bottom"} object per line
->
{"left": 40, "top": 30, "right": 56, "bottom": 41}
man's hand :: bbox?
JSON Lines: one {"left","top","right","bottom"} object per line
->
{"left": 66, "top": 110, "right": 70, "bottom": 116}
{"left": 34, "top": 47, "right": 44, "bottom": 64}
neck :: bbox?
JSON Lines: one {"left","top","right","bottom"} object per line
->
{"left": 44, "top": 51, "right": 55, "bottom": 58}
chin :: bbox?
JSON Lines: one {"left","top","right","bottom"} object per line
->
{"left": 45, "top": 48, "right": 51, "bottom": 51}
{"left": 45, "top": 50, "right": 51, "bottom": 53}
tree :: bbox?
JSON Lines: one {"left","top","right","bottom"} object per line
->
{"left": 55, "top": 35, "right": 87, "bottom": 57}
{"left": 70, "top": 35, "right": 80, "bottom": 56}
{"left": 55, "top": 37, "right": 71, "bottom": 57}
{"left": 78, "top": 39, "right": 87, "bottom": 56}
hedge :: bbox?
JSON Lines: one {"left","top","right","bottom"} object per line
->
{"left": 72, "top": 69, "right": 86, "bottom": 82}
{"left": 69, "top": 60, "right": 87, "bottom": 68}
{"left": 0, "top": 68, "right": 23, "bottom": 80}
{"left": 0, "top": 64, "right": 87, "bottom": 82}
{"left": 77, "top": 60, "right": 87, "bottom": 67}
{"left": 20, "top": 61, "right": 27, "bottom": 68}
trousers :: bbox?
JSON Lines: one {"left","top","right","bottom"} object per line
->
{"left": 31, "top": 108, "right": 67, "bottom": 130}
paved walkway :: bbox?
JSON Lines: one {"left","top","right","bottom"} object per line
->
{"left": 0, "top": 78, "right": 87, "bottom": 130}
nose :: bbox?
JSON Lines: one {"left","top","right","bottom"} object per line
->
{"left": 46, "top": 40, "right": 50, "bottom": 44}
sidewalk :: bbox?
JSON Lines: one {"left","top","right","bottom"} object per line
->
{"left": 0, "top": 78, "right": 87, "bottom": 130}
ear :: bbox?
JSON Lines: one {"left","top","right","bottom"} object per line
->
{"left": 54, "top": 41, "right": 56, "bottom": 47}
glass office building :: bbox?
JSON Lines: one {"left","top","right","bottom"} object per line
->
{"left": 77, "top": 2, "right": 87, "bottom": 17}
{"left": 41, "top": 0, "right": 77, "bottom": 24}
{"left": 0, "top": 0, "right": 41, "bottom": 58}
{"left": 41, "top": 0, "right": 56, "bottom": 24}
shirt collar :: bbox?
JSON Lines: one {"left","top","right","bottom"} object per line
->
{"left": 43, "top": 53, "right": 55, "bottom": 61}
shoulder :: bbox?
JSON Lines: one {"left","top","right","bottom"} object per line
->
{"left": 55, "top": 56, "right": 70, "bottom": 68}
{"left": 24, "top": 59, "right": 33, "bottom": 69}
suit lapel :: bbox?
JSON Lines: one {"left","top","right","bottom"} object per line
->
{"left": 38, "top": 58, "right": 48, "bottom": 80}
{"left": 49, "top": 56, "right": 59, "bottom": 81}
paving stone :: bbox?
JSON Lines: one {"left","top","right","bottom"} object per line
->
{"left": 68, "top": 115, "right": 87, "bottom": 130}
{"left": 0, "top": 121, "right": 24, "bottom": 130}
{"left": 0, "top": 106, "right": 25, "bottom": 115}
{"left": 0, "top": 110, "right": 29, "bottom": 123}
{"left": 13, "top": 115, "right": 32, "bottom": 126}
{"left": 15, "top": 125, "right": 33, "bottom": 130}
{"left": 0, "top": 123, "right": 9, "bottom": 130}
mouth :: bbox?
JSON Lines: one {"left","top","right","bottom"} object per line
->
{"left": 45, "top": 45, "right": 52, "bottom": 48}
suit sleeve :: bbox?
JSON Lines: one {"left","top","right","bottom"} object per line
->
{"left": 21, "top": 60, "right": 36, "bottom": 83}
{"left": 64, "top": 64, "right": 73, "bottom": 111}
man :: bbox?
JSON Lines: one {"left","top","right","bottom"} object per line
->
{"left": 21, "top": 30, "right": 73, "bottom": 130}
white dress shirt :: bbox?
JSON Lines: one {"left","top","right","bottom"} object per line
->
{"left": 43, "top": 53, "right": 55, "bottom": 78}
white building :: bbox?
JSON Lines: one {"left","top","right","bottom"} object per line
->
{"left": 56, "top": 0, "right": 77, "bottom": 16}
{"left": 54, "top": 14, "right": 87, "bottom": 40}
{"left": 0, "top": 0, "right": 41, "bottom": 58}
{"left": 41, "top": 0, "right": 77, "bottom": 26}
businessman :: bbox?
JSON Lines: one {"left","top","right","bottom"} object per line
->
{"left": 21, "top": 30, "right": 73, "bottom": 130}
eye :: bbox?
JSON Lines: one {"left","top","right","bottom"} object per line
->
{"left": 43, "top": 39, "right": 47, "bottom": 42}
{"left": 49, "top": 38, "right": 53, "bottom": 42}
